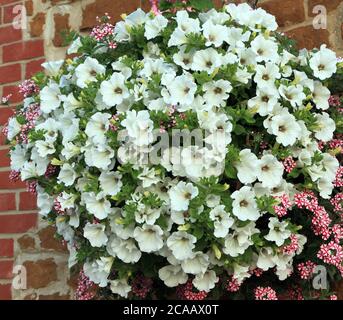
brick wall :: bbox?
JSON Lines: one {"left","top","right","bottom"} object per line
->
{"left": 0, "top": 0, "right": 342, "bottom": 300}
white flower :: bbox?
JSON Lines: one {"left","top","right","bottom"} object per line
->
{"left": 6, "top": 117, "right": 21, "bottom": 140}
{"left": 248, "top": 86, "right": 279, "bottom": 116}
{"left": 169, "top": 181, "right": 199, "bottom": 211}
{"left": 257, "top": 154, "right": 284, "bottom": 188}
{"left": 83, "top": 223, "right": 108, "bottom": 247}
{"left": 167, "top": 231, "right": 196, "bottom": 260}
{"left": 181, "top": 252, "right": 209, "bottom": 275}
{"left": 85, "top": 112, "right": 111, "bottom": 145}
{"left": 192, "top": 48, "right": 222, "bottom": 74}
{"left": 312, "top": 81, "right": 330, "bottom": 110}
{"left": 99, "top": 171, "right": 123, "bottom": 196}
{"left": 254, "top": 62, "right": 280, "bottom": 87}
{"left": 121, "top": 110, "right": 154, "bottom": 146}
{"left": 37, "top": 187, "right": 54, "bottom": 216}
{"left": 203, "top": 79, "right": 232, "bottom": 106}
{"left": 82, "top": 192, "right": 112, "bottom": 220}
{"left": 231, "top": 186, "right": 260, "bottom": 221}
{"left": 84, "top": 144, "right": 114, "bottom": 170}
{"left": 203, "top": 20, "right": 227, "bottom": 47}
{"left": 138, "top": 167, "right": 160, "bottom": 188}
{"left": 264, "top": 217, "right": 291, "bottom": 246}
{"left": 100, "top": 73, "right": 129, "bottom": 107}
{"left": 67, "top": 37, "right": 82, "bottom": 54}
{"left": 35, "top": 140, "right": 56, "bottom": 158}
{"left": 57, "top": 191, "right": 77, "bottom": 211}
{"left": 135, "top": 206, "right": 161, "bottom": 225}
{"left": 159, "top": 265, "right": 188, "bottom": 287}
{"left": 234, "top": 149, "right": 260, "bottom": 184}
{"left": 250, "top": 35, "right": 278, "bottom": 63}
{"left": 193, "top": 270, "right": 218, "bottom": 292}
{"left": 313, "top": 112, "right": 335, "bottom": 142}
{"left": 309, "top": 45, "right": 337, "bottom": 80}
{"left": 226, "top": 27, "right": 251, "bottom": 49}
{"left": 57, "top": 163, "right": 78, "bottom": 186}
{"left": 256, "top": 247, "right": 276, "bottom": 271}
{"left": 133, "top": 224, "right": 164, "bottom": 253}
{"left": 168, "top": 74, "right": 197, "bottom": 106}
{"left": 84, "top": 257, "right": 113, "bottom": 287}
{"left": 209, "top": 205, "right": 234, "bottom": 238}
{"left": 107, "top": 236, "right": 141, "bottom": 263}
{"left": 75, "top": 57, "right": 105, "bottom": 88}
{"left": 10, "top": 145, "right": 27, "bottom": 171}
{"left": 279, "top": 84, "right": 306, "bottom": 108}
{"left": 110, "top": 279, "right": 131, "bottom": 298}
{"left": 145, "top": 14, "right": 168, "bottom": 40}
{"left": 59, "top": 113, "right": 79, "bottom": 144}
{"left": 173, "top": 46, "right": 194, "bottom": 70}
{"left": 41, "top": 60, "right": 64, "bottom": 77}
{"left": 40, "top": 82, "right": 62, "bottom": 113}
{"left": 233, "top": 263, "right": 251, "bottom": 283}
{"left": 270, "top": 111, "right": 301, "bottom": 146}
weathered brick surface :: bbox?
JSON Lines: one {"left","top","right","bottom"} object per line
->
{"left": 23, "top": 259, "right": 58, "bottom": 289}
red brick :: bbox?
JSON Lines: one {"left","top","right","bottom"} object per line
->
{"left": 3, "top": 40, "right": 44, "bottom": 63}
{"left": 286, "top": 25, "right": 330, "bottom": 50}
{"left": 0, "top": 133, "right": 7, "bottom": 146}
{"left": 30, "top": 12, "right": 45, "bottom": 37}
{"left": 0, "top": 25, "right": 21, "bottom": 45}
{"left": 25, "top": 0, "right": 33, "bottom": 16}
{"left": 0, "top": 284, "right": 11, "bottom": 300}
{"left": 2, "top": 85, "right": 21, "bottom": 104}
{"left": 53, "top": 13, "right": 70, "bottom": 47}
{"left": 0, "top": 64, "right": 21, "bottom": 85}
{"left": 0, "top": 261, "right": 13, "bottom": 279}
{"left": 23, "top": 259, "right": 57, "bottom": 289}
{"left": 0, "top": 213, "right": 37, "bottom": 233}
{"left": 0, "top": 171, "right": 26, "bottom": 189}
{"left": 0, "top": 239, "right": 14, "bottom": 258}
{"left": 19, "top": 192, "right": 37, "bottom": 211}
{"left": 0, "top": 106, "right": 15, "bottom": 125}
{"left": 0, "top": 0, "right": 19, "bottom": 5}
{"left": 81, "top": 0, "right": 142, "bottom": 29}
{"left": 25, "top": 58, "right": 45, "bottom": 78}
{"left": 0, "top": 149, "right": 10, "bottom": 167}
{"left": 259, "top": 0, "right": 305, "bottom": 28}
{"left": 0, "top": 192, "right": 16, "bottom": 211}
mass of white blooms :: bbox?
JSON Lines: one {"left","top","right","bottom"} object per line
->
{"left": 5, "top": 2, "right": 342, "bottom": 300}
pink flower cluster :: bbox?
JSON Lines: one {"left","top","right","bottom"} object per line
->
{"left": 333, "top": 167, "right": 343, "bottom": 187}
{"left": 75, "top": 269, "right": 95, "bottom": 300}
{"left": 254, "top": 286, "right": 278, "bottom": 300}
{"left": 282, "top": 234, "right": 299, "bottom": 255}
{"left": 328, "top": 95, "right": 341, "bottom": 107}
{"left": 330, "top": 193, "right": 343, "bottom": 214}
{"left": 226, "top": 276, "right": 241, "bottom": 292}
{"left": 131, "top": 274, "right": 153, "bottom": 299}
{"left": 18, "top": 79, "right": 39, "bottom": 98}
{"left": 273, "top": 194, "right": 292, "bottom": 217}
{"left": 90, "top": 13, "right": 116, "bottom": 49}
{"left": 297, "top": 260, "right": 316, "bottom": 279}
{"left": 283, "top": 156, "right": 296, "bottom": 173}
{"left": 317, "top": 241, "right": 343, "bottom": 268}
{"left": 177, "top": 280, "right": 208, "bottom": 300}
{"left": 294, "top": 191, "right": 331, "bottom": 240}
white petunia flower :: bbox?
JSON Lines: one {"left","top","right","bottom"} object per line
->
{"left": 84, "top": 257, "right": 113, "bottom": 287}
{"left": 110, "top": 279, "right": 131, "bottom": 298}
{"left": 145, "top": 14, "right": 168, "bottom": 40}
{"left": 234, "top": 149, "right": 260, "bottom": 184}
{"left": 173, "top": 46, "right": 195, "bottom": 70}
{"left": 41, "top": 60, "right": 64, "bottom": 77}
{"left": 168, "top": 74, "right": 197, "bottom": 106}
{"left": 83, "top": 223, "right": 108, "bottom": 247}
{"left": 313, "top": 112, "right": 336, "bottom": 142}
{"left": 85, "top": 112, "right": 111, "bottom": 145}
{"left": 133, "top": 224, "right": 164, "bottom": 253}
{"left": 121, "top": 110, "right": 154, "bottom": 146}
{"left": 279, "top": 84, "right": 306, "bottom": 108}
{"left": 250, "top": 35, "right": 278, "bottom": 63}
{"left": 169, "top": 181, "right": 199, "bottom": 211}
{"left": 40, "top": 82, "right": 62, "bottom": 113}
{"left": 231, "top": 186, "right": 260, "bottom": 221}
{"left": 10, "top": 145, "right": 27, "bottom": 171}
{"left": 309, "top": 44, "right": 337, "bottom": 80}
{"left": 181, "top": 252, "right": 209, "bottom": 275}
{"left": 193, "top": 270, "right": 218, "bottom": 292}
{"left": 203, "top": 79, "right": 232, "bottom": 106}
{"left": 35, "top": 139, "right": 56, "bottom": 158}
{"left": 209, "top": 205, "right": 234, "bottom": 238}
{"left": 99, "top": 171, "right": 123, "bottom": 196}
{"left": 82, "top": 191, "right": 112, "bottom": 220}
{"left": 312, "top": 81, "right": 330, "bottom": 110}
{"left": 158, "top": 265, "right": 188, "bottom": 287}
{"left": 6, "top": 117, "right": 21, "bottom": 140}
{"left": 100, "top": 73, "right": 129, "bottom": 107}
{"left": 257, "top": 154, "right": 284, "bottom": 188}
{"left": 203, "top": 20, "right": 227, "bottom": 47}
{"left": 57, "top": 163, "right": 78, "bottom": 186}
{"left": 167, "top": 231, "right": 196, "bottom": 260}
{"left": 264, "top": 217, "right": 291, "bottom": 246}
{"left": 75, "top": 57, "right": 106, "bottom": 88}
{"left": 107, "top": 236, "right": 141, "bottom": 263}
{"left": 192, "top": 48, "right": 222, "bottom": 74}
